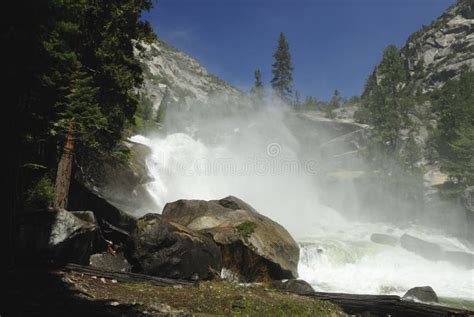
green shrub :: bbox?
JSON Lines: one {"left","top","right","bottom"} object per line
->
{"left": 236, "top": 221, "right": 257, "bottom": 240}
{"left": 26, "top": 176, "right": 55, "bottom": 209}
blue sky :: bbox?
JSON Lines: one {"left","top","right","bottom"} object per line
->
{"left": 143, "top": 0, "right": 455, "bottom": 100}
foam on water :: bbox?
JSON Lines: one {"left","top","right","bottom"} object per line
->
{"left": 298, "top": 222, "right": 474, "bottom": 299}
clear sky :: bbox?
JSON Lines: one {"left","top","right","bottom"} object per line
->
{"left": 143, "top": 0, "right": 455, "bottom": 100}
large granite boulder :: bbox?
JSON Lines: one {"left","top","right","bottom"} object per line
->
{"left": 17, "top": 209, "right": 100, "bottom": 265}
{"left": 129, "top": 213, "right": 221, "bottom": 280}
{"left": 162, "top": 196, "right": 299, "bottom": 282}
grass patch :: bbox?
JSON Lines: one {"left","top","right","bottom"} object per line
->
{"left": 439, "top": 297, "right": 474, "bottom": 311}
{"left": 236, "top": 221, "right": 257, "bottom": 240}
{"left": 117, "top": 279, "right": 344, "bottom": 316}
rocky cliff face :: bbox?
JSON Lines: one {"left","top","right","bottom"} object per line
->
{"left": 402, "top": 0, "right": 473, "bottom": 92}
{"left": 135, "top": 39, "right": 246, "bottom": 115}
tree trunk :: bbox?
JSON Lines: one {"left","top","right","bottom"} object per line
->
{"left": 54, "top": 122, "right": 75, "bottom": 209}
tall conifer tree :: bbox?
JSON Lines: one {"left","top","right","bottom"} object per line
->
{"left": 271, "top": 33, "right": 293, "bottom": 103}
{"left": 250, "top": 69, "right": 265, "bottom": 104}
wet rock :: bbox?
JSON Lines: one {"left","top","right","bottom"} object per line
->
{"left": 129, "top": 213, "right": 221, "bottom": 280}
{"left": 370, "top": 233, "right": 399, "bottom": 246}
{"left": 271, "top": 279, "right": 315, "bottom": 295}
{"left": 444, "top": 250, "right": 474, "bottom": 269}
{"left": 403, "top": 286, "right": 439, "bottom": 303}
{"left": 89, "top": 252, "right": 132, "bottom": 272}
{"left": 400, "top": 234, "right": 443, "bottom": 261}
{"left": 162, "top": 196, "right": 299, "bottom": 282}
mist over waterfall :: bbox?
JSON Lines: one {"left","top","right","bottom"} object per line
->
{"left": 131, "top": 96, "right": 474, "bottom": 300}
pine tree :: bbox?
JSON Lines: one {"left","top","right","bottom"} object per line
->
{"left": 250, "top": 69, "right": 265, "bottom": 104}
{"left": 363, "top": 45, "right": 413, "bottom": 159}
{"left": 7, "top": 0, "right": 155, "bottom": 211}
{"left": 294, "top": 90, "right": 301, "bottom": 108}
{"left": 157, "top": 88, "right": 171, "bottom": 124}
{"left": 271, "top": 32, "right": 293, "bottom": 103}
{"left": 432, "top": 69, "right": 474, "bottom": 193}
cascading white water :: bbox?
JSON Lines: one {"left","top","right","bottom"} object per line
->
{"left": 297, "top": 222, "right": 474, "bottom": 299}
{"left": 129, "top": 101, "right": 473, "bottom": 301}
{"left": 131, "top": 132, "right": 474, "bottom": 300}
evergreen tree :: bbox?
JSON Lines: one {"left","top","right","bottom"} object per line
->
{"left": 432, "top": 69, "right": 474, "bottom": 193}
{"left": 5, "top": 0, "right": 155, "bottom": 211}
{"left": 250, "top": 69, "right": 265, "bottom": 104}
{"left": 324, "top": 89, "right": 341, "bottom": 118}
{"left": 157, "top": 88, "right": 172, "bottom": 124}
{"left": 294, "top": 90, "right": 301, "bottom": 108}
{"left": 271, "top": 32, "right": 293, "bottom": 103}
{"left": 362, "top": 45, "right": 413, "bottom": 161}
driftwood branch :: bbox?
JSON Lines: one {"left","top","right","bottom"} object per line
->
{"left": 63, "top": 263, "right": 194, "bottom": 287}
{"left": 307, "top": 291, "right": 473, "bottom": 317}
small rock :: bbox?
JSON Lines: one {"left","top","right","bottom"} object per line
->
{"left": 100, "top": 277, "right": 106, "bottom": 283}
{"left": 403, "top": 286, "right": 439, "bottom": 303}
{"left": 271, "top": 279, "right": 315, "bottom": 295}
{"left": 89, "top": 252, "right": 131, "bottom": 272}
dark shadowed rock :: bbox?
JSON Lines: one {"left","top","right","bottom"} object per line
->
{"left": 129, "top": 213, "right": 221, "bottom": 280}
{"left": 403, "top": 286, "right": 439, "bottom": 303}
{"left": 271, "top": 279, "right": 315, "bottom": 295}
{"left": 162, "top": 196, "right": 299, "bottom": 282}
{"left": 370, "top": 233, "right": 399, "bottom": 246}
{"left": 17, "top": 209, "right": 100, "bottom": 265}
{"left": 89, "top": 252, "right": 131, "bottom": 272}
{"left": 68, "top": 180, "right": 137, "bottom": 233}
{"left": 70, "top": 140, "right": 156, "bottom": 232}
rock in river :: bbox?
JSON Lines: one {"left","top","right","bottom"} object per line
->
{"left": 403, "top": 286, "right": 439, "bottom": 303}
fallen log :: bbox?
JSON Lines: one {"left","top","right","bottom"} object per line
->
{"left": 63, "top": 263, "right": 195, "bottom": 287}
{"left": 307, "top": 291, "right": 474, "bottom": 317}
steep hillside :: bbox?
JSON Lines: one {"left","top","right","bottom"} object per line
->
{"left": 402, "top": 0, "right": 473, "bottom": 92}
{"left": 135, "top": 39, "right": 246, "bottom": 116}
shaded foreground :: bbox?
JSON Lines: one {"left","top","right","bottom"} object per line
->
{"left": 5, "top": 264, "right": 474, "bottom": 317}
{"left": 4, "top": 265, "right": 343, "bottom": 317}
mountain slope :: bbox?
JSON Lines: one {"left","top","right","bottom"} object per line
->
{"left": 402, "top": 0, "right": 472, "bottom": 91}
{"left": 135, "top": 39, "right": 246, "bottom": 115}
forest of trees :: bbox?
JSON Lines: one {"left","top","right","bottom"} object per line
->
{"left": 354, "top": 44, "right": 474, "bottom": 212}
{"left": 5, "top": 0, "right": 155, "bottom": 236}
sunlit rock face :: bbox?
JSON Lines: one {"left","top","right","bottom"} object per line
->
{"left": 402, "top": 0, "right": 473, "bottom": 92}
{"left": 135, "top": 39, "right": 246, "bottom": 117}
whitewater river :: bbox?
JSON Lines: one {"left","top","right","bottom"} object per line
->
{"left": 131, "top": 133, "right": 474, "bottom": 301}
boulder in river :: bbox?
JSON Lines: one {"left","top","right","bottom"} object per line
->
{"left": 400, "top": 234, "right": 443, "bottom": 260}
{"left": 443, "top": 250, "right": 474, "bottom": 270}
{"left": 370, "top": 233, "right": 399, "bottom": 246}
{"left": 129, "top": 213, "right": 221, "bottom": 280}
{"left": 403, "top": 286, "right": 439, "bottom": 303}
{"left": 162, "top": 196, "right": 299, "bottom": 282}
